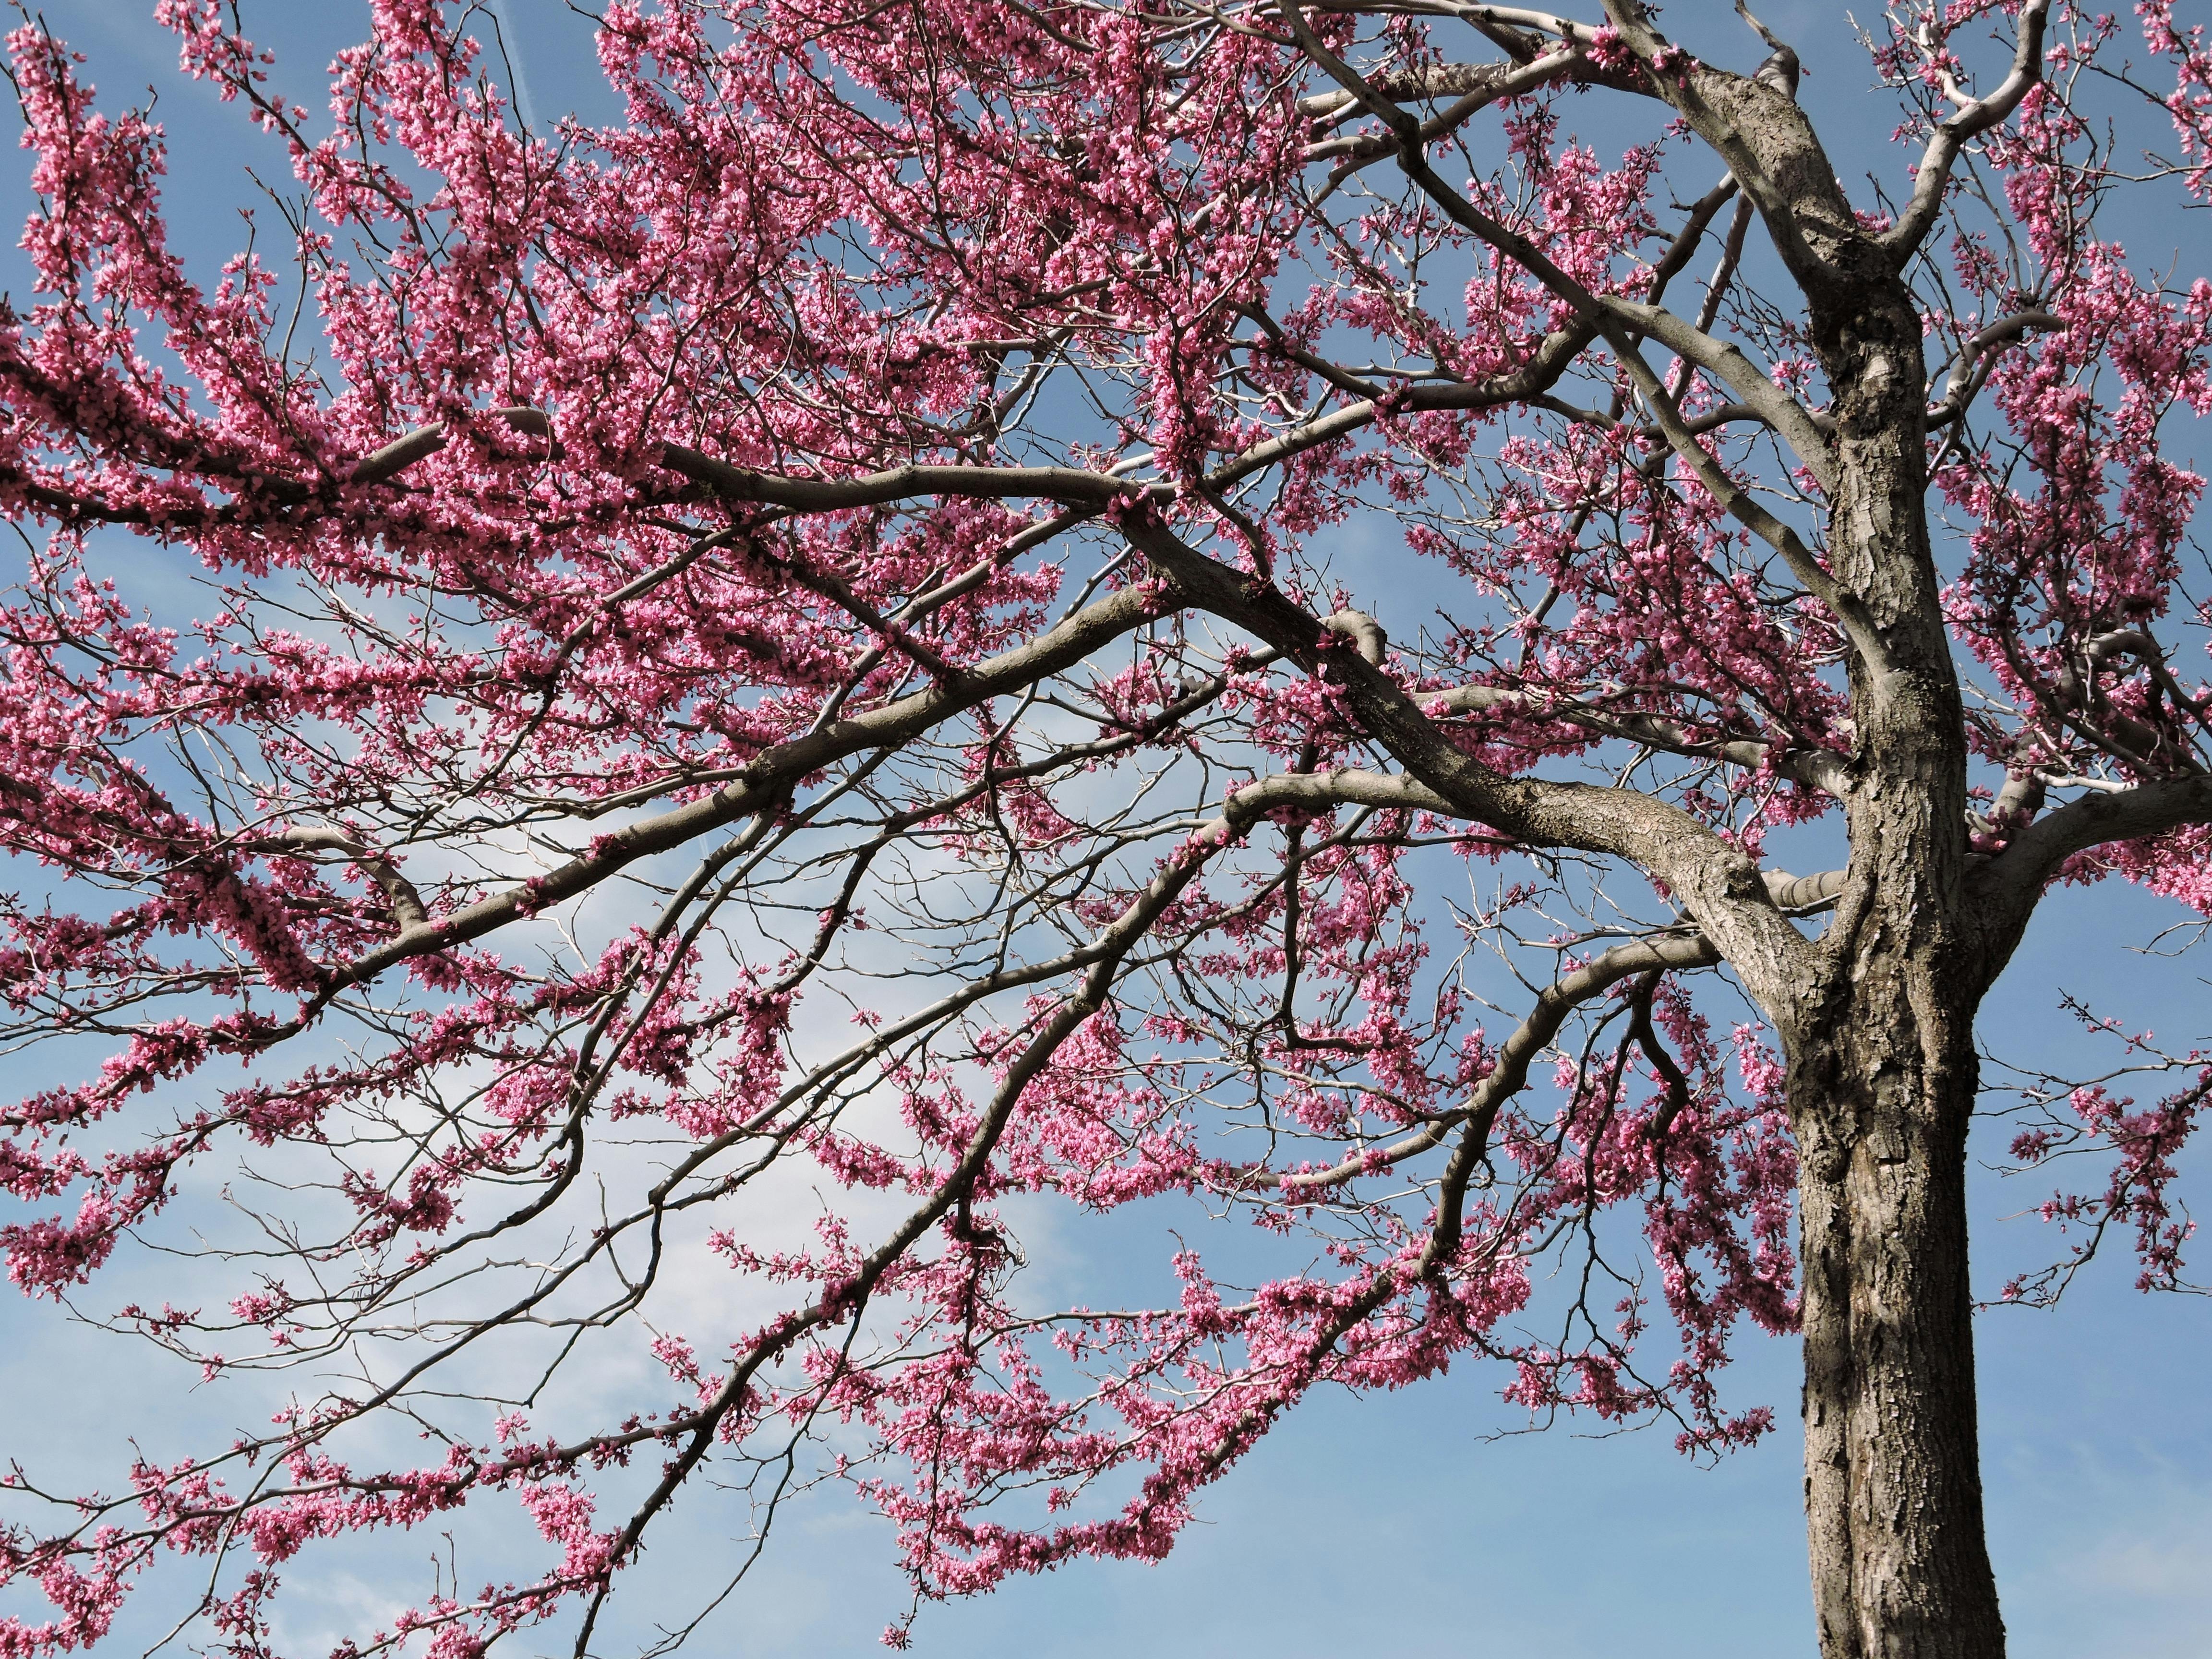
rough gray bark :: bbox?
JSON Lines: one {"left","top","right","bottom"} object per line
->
{"left": 1589, "top": 16, "right": 2015, "bottom": 1648}
{"left": 1789, "top": 1011, "right": 2003, "bottom": 1659}
{"left": 1767, "top": 125, "right": 2006, "bottom": 1658}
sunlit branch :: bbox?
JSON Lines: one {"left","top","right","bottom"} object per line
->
{"left": 1882, "top": 0, "right": 2055, "bottom": 259}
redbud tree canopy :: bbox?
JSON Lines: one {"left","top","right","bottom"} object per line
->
{"left": 0, "top": 2, "right": 2208, "bottom": 1655}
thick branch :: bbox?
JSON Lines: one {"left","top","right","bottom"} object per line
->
{"left": 1594, "top": 1, "right": 1839, "bottom": 288}
{"left": 1604, "top": 341, "right": 1892, "bottom": 673}
{"left": 1213, "top": 768, "right": 1848, "bottom": 920}
{"left": 1605, "top": 297, "right": 1836, "bottom": 490}
{"left": 1971, "top": 773, "right": 2212, "bottom": 958}
{"left": 1117, "top": 513, "right": 1824, "bottom": 1011}
{"left": 1882, "top": 0, "right": 2054, "bottom": 260}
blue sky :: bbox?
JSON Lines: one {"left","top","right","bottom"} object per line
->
{"left": 0, "top": 3, "right": 2207, "bottom": 1656}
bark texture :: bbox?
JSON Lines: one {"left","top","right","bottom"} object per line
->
{"left": 1790, "top": 1015, "right": 2003, "bottom": 1659}
{"left": 1786, "top": 252, "right": 2004, "bottom": 1657}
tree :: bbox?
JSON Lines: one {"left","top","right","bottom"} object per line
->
{"left": 0, "top": 0, "right": 2207, "bottom": 1653}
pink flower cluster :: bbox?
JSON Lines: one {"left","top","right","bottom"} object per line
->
{"left": 0, "top": 2, "right": 2203, "bottom": 1654}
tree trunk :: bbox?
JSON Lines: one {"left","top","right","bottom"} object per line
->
{"left": 1780, "top": 231, "right": 2005, "bottom": 1656}
{"left": 1790, "top": 999, "right": 2006, "bottom": 1659}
